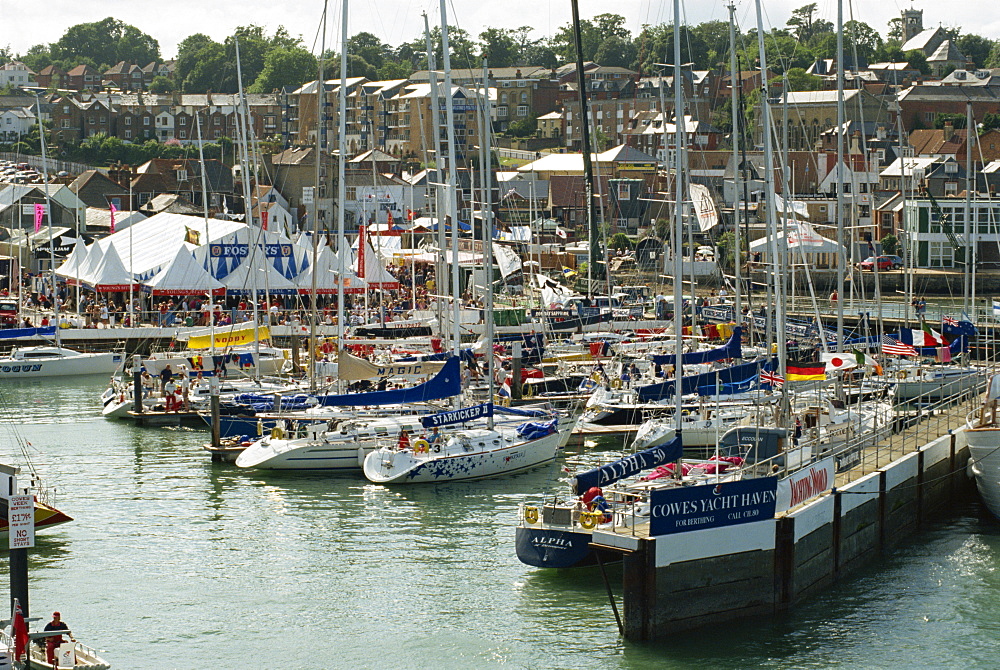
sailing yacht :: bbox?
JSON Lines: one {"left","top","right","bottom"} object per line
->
{"left": 966, "top": 374, "right": 1000, "bottom": 519}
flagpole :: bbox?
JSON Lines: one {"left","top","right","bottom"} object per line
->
{"left": 35, "top": 93, "right": 60, "bottom": 345}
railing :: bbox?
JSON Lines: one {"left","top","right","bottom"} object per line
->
{"left": 0, "top": 152, "right": 96, "bottom": 176}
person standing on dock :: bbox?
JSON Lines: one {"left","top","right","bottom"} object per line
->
{"left": 829, "top": 290, "right": 838, "bottom": 307}
{"left": 43, "top": 612, "right": 72, "bottom": 665}
{"left": 159, "top": 364, "right": 174, "bottom": 395}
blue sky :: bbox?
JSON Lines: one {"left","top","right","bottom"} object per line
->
{"left": 2, "top": 0, "right": 994, "bottom": 61}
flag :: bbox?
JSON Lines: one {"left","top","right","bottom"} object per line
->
{"left": 387, "top": 210, "right": 395, "bottom": 228}
{"left": 689, "top": 183, "right": 719, "bottom": 231}
{"left": 498, "top": 375, "right": 512, "bottom": 398}
{"left": 261, "top": 210, "right": 269, "bottom": 231}
{"left": 760, "top": 369, "right": 784, "bottom": 387}
{"left": 185, "top": 227, "right": 200, "bottom": 245}
{"left": 357, "top": 224, "right": 366, "bottom": 279}
{"left": 555, "top": 226, "right": 568, "bottom": 239}
{"left": 11, "top": 598, "right": 27, "bottom": 660}
{"left": 34, "top": 203, "right": 45, "bottom": 233}
{"left": 903, "top": 324, "right": 945, "bottom": 347}
{"left": 937, "top": 346, "right": 952, "bottom": 363}
{"left": 994, "top": 300, "right": 1000, "bottom": 321}
{"left": 406, "top": 209, "right": 414, "bottom": 221}
{"left": 109, "top": 202, "right": 118, "bottom": 234}
{"left": 561, "top": 266, "right": 577, "bottom": 277}
{"left": 942, "top": 316, "right": 958, "bottom": 327}
{"left": 786, "top": 362, "right": 826, "bottom": 381}
{"left": 853, "top": 349, "right": 884, "bottom": 375}
{"left": 881, "top": 334, "right": 917, "bottom": 356}
{"left": 821, "top": 352, "right": 858, "bottom": 371}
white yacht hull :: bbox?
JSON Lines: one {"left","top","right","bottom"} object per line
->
{"left": 0, "top": 349, "right": 122, "bottom": 378}
{"left": 967, "top": 427, "right": 1000, "bottom": 519}
{"left": 363, "top": 430, "right": 561, "bottom": 484}
{"left": 894, "top": 369, "right": 985, "bottom": 402}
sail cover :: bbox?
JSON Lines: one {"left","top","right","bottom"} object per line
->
{"left": 316, "top": 356, "right": 460, "bottom": 406}
{"left": 650, "top": 326, "right": 742, "bottom": 366}
{"left": 573, "top": 436, "right": 683, "bottom": 495}
{"left": 637, "top": 358, "right": 771, "bottom": 402}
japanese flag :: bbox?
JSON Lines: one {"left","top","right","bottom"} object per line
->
{"left": 821, "top": 352, "right": 858, "bottom": 371}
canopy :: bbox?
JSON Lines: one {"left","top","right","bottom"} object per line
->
{"left": 220, "top": 252, "right": 300, "bottom": 295}
{"left": 144, "top": 247, "right": 225, "bottom": 296}
{"left": 356, "top": 226, "right": 400, "bottom": 289}
{"left": 76, "top": 243, "right": 106, "bottom": 286}
{"left": 85, "top": 244, "right": 138, "bottom": 292}
{"left": 295, "top": 244, "right": 366, "bottom": 295}
{"left": 54, "top": 240, "right": 87, "bottom": 282}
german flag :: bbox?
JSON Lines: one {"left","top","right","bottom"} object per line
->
{"left": 786, "top": 361, "right": 826, "bottom": 381}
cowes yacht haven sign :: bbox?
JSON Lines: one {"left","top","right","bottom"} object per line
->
{"left": 648, "top": 477, "right": 778, "bottom": 536}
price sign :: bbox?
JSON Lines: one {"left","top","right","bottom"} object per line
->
{"left": 8, "top": 494, "right": 34, "bottom": 549}
{"left": 302, "top": 187, "right": 314, "bottom": 205}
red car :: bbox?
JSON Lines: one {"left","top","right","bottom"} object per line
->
{"left": 858, "top": 255, "right": 901, "bottom": 271}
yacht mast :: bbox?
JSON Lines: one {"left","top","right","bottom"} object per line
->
{"left": 309, "top": 0, "right": 327, "bottom": 391}
{"left": 570, "top": 0, "right": 600, "bottom": 297}
{"left": 727, "top": 3, "right": 742, "bottom": 327}
{"left": 439, "top": 0, "right": 461, "bottom": 360}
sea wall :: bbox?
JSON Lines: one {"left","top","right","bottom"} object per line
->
{"left": 612, "top": 430, "right": 971, "bottom": 640}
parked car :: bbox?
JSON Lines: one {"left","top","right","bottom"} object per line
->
{"left": 858, "top": 255, "right": 902, "bottom": 271}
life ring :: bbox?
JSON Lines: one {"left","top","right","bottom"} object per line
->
{"left": 579, "top": 511, "right": 598, "bottom": 530}
{"left": 611, "top": 378, "right": 623, "bottom": 389}
{"left": 896, "top": 369, "right": 908, "bottom": 380}
{"left": 270, "top": 427, "right": 284, "bottom": 439}
{"left": 413, "top": 439, "right": 430, "bottom": 454}
{"left": 524, "top": 506, "right": 539, "bottom": 524}
{"left": 681, "top": 409, "right": 690, "bottom": 416}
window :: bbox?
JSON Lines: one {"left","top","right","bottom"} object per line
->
{"left": 143, "top": 117, "right": 150, "bottom": 126}
{"left": 517, "top": 105, "right": 528, "bottom": 117}
{"left": 88, "top": 117, "right": 95, "bottom": 125}
{"left": 945, "top": 181, "right": 958, "bottom": 194}
{"left": 498, "top": 106, "right": 508, "bottom": 118}
{"left": 124, "top": 116, "right": 132, "bottom": 126}
{"left": 214, "top": 117, "right": 221, "bottom": 126}
{"left": 520, "top": 93, "right": 528, "bottom": 104}
{"left": 500, "top": 93, "right": 507, "bottom": 104}
{"left": 179, "top": 130, "right": 187, "bottom": 139}
{"left": 100, "top": 116, "right": 106, "bottom": 123}
{"left": 617, "top": 182, "right": 631, "bottom": 200}
{"left": 928, "top": 241, "right": 954, "bottom": 267}
{"left": 179, "top": 117, "right": 187, "bottom": 125}
{"left": 124, "top": 129, "right": 131, "bottom": 139}
{"left": 61, "top": 120, "right": 69, "bottom": 129}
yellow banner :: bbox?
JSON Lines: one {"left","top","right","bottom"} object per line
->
{"left": 187, "top": 325, "right": 270, "bottom": 350}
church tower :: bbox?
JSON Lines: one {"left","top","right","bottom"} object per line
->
{"left": 902, "top": 8, "right": 924, "bottom": 43}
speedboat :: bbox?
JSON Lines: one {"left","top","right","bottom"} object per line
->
{"left": 0, "top": 347, "right": 122, "bottom": 379}
{"left": 0, "top": 625, "right": 109, "bottom": 669}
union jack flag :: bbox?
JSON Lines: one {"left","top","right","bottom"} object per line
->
{"left": 760, "top": 369, "right": 784, "bottom": 387}
{"left": 942, "top": 316, "right": 959, "bottom": 327}
{"left": 881, "top": 334, "right": 917, "bottom": 356}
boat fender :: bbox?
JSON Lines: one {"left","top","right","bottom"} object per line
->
{"left": 579, "top": 511, "right": 598, "bottom": 530}
{"left": 681, "top": 409, "right": 690, "bottom": 416}
{"left": 897, "top": 369, "right": 908, "bottom": 380}
{"left": 524, "top": 506, "right": 539, "bottom": 524}
{"left": 271, "top": 427, "right": 284, "bottom": 439}
{"left": 413, "top": 439, "right": 430, "bottom": 454}
{"left": 610, "top": 379, "right": 623, "bottom": 389}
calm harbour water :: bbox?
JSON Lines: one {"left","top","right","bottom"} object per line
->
{"left": 2, "top": 377, "right": 1000, "bottom": 669}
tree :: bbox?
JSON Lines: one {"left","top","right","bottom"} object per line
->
{"left": 148, "top": 76, "right": 174, "bottom": 94}
{"left": 787, "top": 4, "right": 822, "bottom": 43}
{"left": 934, "top": 113, "right": 966, "bottom": 130}
{"left": 880, "top": 234, "right": 899, "bottom": 257}
{"left": 507, "top": 115, "right": 537, "bottom": 137}
{"left": 905, "top": 49, "right": 931, "bottom": 76}
{"left": 887, "top": 17, "right": 905, "bottom": 42}
{"left": 479, "top": 28, "right": 519, "bottom": 68}
{"left": 403, "top": 26, "right": 477, "bottom": 70}
{"left": 50, "top": 18, "right": 159, "bottom": 70}
{"left": 249, "top": 46, "right": 316, "bottom": 93}
{"left": 348, "top": 32, "right": 390, "bottom": 70}
{"left": 552, "top": 18, "right": 602, "bottom": 63}
{"left": 785, "top": 67, "right": 822, "bottom": 91}
{"left": 957, "top": 34, "right": 995, "bottom": 69}
{"left": 609, "top": 232, "right": 635, "bottom": 250}
{"left": 843, "top": 20, "right": 883, "bottom": 64}
{"left": 593, "top": 36, "right": 637, "bottom": 70}
{"left": 982, "top": 112, "right": 1000, "bottom": 133}
{"left": 179, "top": 40, "right": 228, "bottom": 92}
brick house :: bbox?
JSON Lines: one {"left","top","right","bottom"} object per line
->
{"left": 65, "top": 65, "right": 101, "bottom": 92}
{"left": 35, "top": 65, "right": 66, "bottom": 90}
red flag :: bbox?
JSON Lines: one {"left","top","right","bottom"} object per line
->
{"left": 12, "top": 598, "right": 28, "bottom": 660}
{"left": 357, "top": 224, "right": 366, "bottom": 279}
{"left": 261, "top": 210, "right": 269, "bottom": 231}
{"left": 109, "top": 202, "right": 117, "bottom": 234}
{"left": 406, "top": 209, "right": 414, "bottom": 221}
{"left": 387, "top": 210, "right": 395, "bottom": 228}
